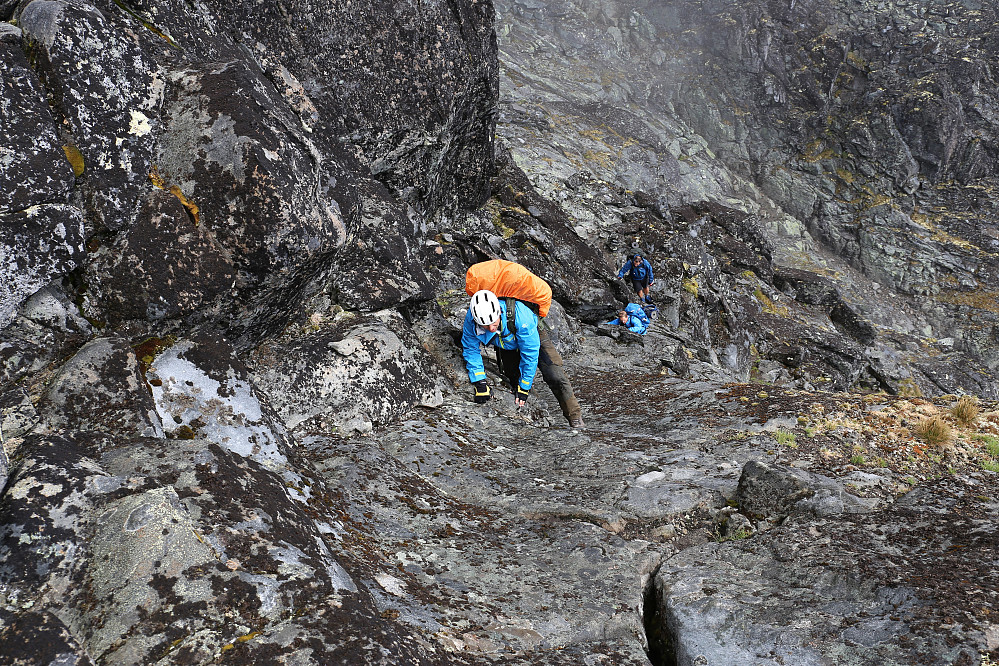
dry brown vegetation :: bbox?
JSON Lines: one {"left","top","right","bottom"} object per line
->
{"left": 912, "top": 416, "right": 952, "bottom": 450}
{"left": 951, "top": 395, "right": 980, "bottom": 427}
{"left": 714, "top": 385, "right": 999, "bottom": 490}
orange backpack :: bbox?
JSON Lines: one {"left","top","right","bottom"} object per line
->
{"left": 465, "top": 259, "right": 552, "bottom": 318}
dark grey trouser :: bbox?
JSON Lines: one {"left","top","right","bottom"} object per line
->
{"left": 498, "top": 328, "right": 582, "bottom": 422}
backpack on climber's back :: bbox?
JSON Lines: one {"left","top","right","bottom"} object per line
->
{"left": 465, "top": 259, "right": 552, "bottom": 317}
{"left": 624, "top": 302, "right": 651, "bottom": 329}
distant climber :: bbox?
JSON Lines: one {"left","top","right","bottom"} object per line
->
{"left": 617, "top": 253, "right": 655, "bottom": 304}
{"left": 606, "top": 308, "right": 648, "bottom": 335}
{"left": 462, "top": 259, "right": 585, "bottom": 429}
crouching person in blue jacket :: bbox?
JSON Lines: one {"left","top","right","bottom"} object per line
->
{"left": 617, "top": 253, "right": 655, "bottom": 304}
{"left": 462, "top": 290, "right": 584, "bottom": 428}
{"left": 606, "top": 309, "right": 648, "bottom": 335}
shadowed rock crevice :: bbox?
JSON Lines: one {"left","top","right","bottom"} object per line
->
{"left": 641, "top": 562, "right": 675, "bottom": 666}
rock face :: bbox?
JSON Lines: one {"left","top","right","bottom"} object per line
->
{"left": 495, "top": 0, "right": 999, "bottom": 398}
{"left": 3, "top": 0, "right": 498, "bottom": 345}
{"left": 654, "top": 474, "right": 996, "bottom": 666}
{"left": 250, "top": 309, "right": 447, "bottom": 435}
{"left": 3, "top": 0, "right": 999, "bottom": 664}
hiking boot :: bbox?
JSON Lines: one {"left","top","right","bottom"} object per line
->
{"left": 569, "top": 416, "right": 585, "bottom": 429}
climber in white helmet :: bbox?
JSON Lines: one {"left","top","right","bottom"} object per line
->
{"left": 462, "top": 288, "right": 541, "bottom": 408}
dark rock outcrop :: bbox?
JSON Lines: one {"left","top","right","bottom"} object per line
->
{"left": 0, "top": 431, "right": 457, "bottom": 665}
{"left": 4, "top": 0, "right": 498, "bottom": 346}
{"left": 39, "top": 336, "right": 164, "bottom": 438}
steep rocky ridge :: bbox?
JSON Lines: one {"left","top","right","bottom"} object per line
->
{"left": 2, "top": 0, "right": 999, "bottom": 664}
{"left": 495, "top": 0, "right": 999, "bottom": 398}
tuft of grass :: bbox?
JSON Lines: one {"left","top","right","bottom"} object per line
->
{"left": 897, "top": 378, "right": 923, "bottom": 397}
{"left": 982, "top": 460, "right": 999, "bottom": 473}
{"left": 774, "top": 429, "right": 796, "bottom": 448}
{"left": 951, "top": 395, "right": 980, "bottom": 427}
{"left": 913, "top": 416, "right": 953, "bottom": 449}
{"left": 850, "top": 454, "right": 866, "bottom": 466}
{"left": 716, "top": 528, "right": 752, "bottom": 543}
{"left": 981, "top": 436, "right": 999, "bottom": 459}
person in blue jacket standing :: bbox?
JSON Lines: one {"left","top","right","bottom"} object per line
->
{"left": 462, "top": 289, "right": 584, "bottom": 428}
{"left": 618, "top": 253, "right": 655, "bottom": 304}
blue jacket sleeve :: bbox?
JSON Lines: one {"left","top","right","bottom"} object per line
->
{"left": 646, "top": 260, "right": 654, "bottom": 283}
{"left": 513, "top": 302, "right": 540, "bottom": 391}
{"left": 617, "top": 260, "right": 630, "bottom": 279}
{"left": 461, "top": 311, "right": 487, "bottom": 384}
{"left": 628, "top": 318, "right": 647, "bottom": 334}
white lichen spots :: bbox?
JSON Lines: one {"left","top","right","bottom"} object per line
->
{"left": 39, "top": 482, "right": 64, "bottom": 497}
{"left": 205, "top": 114, "right": 252, "bottom": 183}
{"left": 87, "top": 475, "right": 125, "bottom": 494}
{"left": 634, "top": 471, "right": 667, "bottom": 486}
{"left": 270, "top": 543, "right": 311, "bottom": 577}
{"left": 148, "top": 340, "right": 287, "bottom": 466}
{"left": 0, "top": 204, "right": 84, "bottom": 328}
{"left": 144, "top": 72, "right": 166, "bottom": 109}
{"left": 274, "top": 64, "right": 319, "bottom": 117}
{"left": 95, "top": 148, "right": 114, "bottom": 170}
{"left": 128, "top": 110, "right": 152, "bottom": 136}
{"left": 7, "top": 478, "right": 34, "bottom": 500}
{"left": 238, "top": 572, "right": 282, "bottom": 616}
{"left": 324, "top": 201, "right": 348, "bottom": 245}
{"left": 279, "top": 469, "right": 312, "bottom": 503}
{"left": 0, "top": 147, "right": 15, "bottom": 170}
{"left": 313, "top": 535, "right": 358, "bottom": 592}
{"left": 374, "top": 572, "right": 407, "bottom": 597}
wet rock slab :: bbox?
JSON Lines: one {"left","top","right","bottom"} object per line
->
{"left": 652, "top": 473, "right": 999, "bottom": 666}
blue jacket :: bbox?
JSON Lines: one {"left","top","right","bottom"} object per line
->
{"left": 462, "top": 300, "right": 541, "bottom": 392}
{"left": 618, "top": 257, "right": 654, "bottom": 283}
{"left": 605, "top": 315, "right": 647, "bottom": 334}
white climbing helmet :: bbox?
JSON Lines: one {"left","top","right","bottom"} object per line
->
{"left": 469, "top": 290, "right": 501, "bottom": 326}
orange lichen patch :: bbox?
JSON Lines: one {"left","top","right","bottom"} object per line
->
{"left": 935, "top": 289, "right": 999, "bottom": 314}
{"left": 62, "top": 145, "right": 85, "bottom": 176}
{"left": 801, "top": 139, "right": 837, "bottom": 163}
{"left": 220, "top": 632, "right": 262, "bottom": 653}
{"left": 149, "top": 169, "right": 200, "bottom": 225}
{"left": 133, "top": 335, "right": 175, "bottom": 371}
{"left": 753, "top": 289, "right": 790, "bottom": 317}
